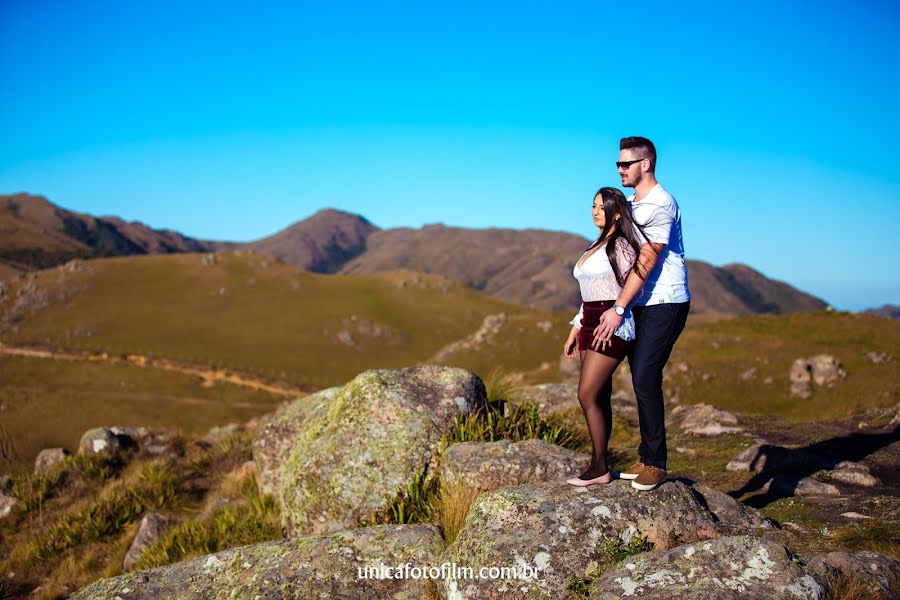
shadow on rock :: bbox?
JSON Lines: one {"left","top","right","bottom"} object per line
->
{"left": 728, "top": 424, "right": 900, "bottom": 508}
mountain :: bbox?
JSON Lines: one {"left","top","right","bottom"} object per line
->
{"left": 0, "top": 193, "right": 234, "bottom": 271}
{"left": 0, "top": 193, "right": 828, "bottom": 315}
{"left": 864, "top": 304, "right": 900, "bottom": 320}
{"left": 243, "top": 208, "right": 379, "bottom": 273}
{"left": 339, "top": 224, "right": 587, "bottom": 313}
{"left": 336, "top": 223, "right": 827, "bottom": 315}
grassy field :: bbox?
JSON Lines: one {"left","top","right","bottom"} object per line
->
{"left": 0, "top": 252, "right": 568, "bottom": 390}
{"left": 665, "top": 310, "right": 900, "bottom": 421}
{"left": 0, "top": 354, "right": 284, "bottom": 475}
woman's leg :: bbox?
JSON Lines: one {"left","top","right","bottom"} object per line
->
{"left": 575, "top": 349, "right": 622, "bottom": 479}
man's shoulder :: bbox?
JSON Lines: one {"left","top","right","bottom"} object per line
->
{"left": 648, "top": 184, "right": 677, "bottom": 206}
{"left": 634, "top": 184, "right": 677, "bottom": 213}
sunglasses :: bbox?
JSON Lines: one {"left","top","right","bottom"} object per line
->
{"left": 616, "top": 158, "right": 645, "bottom": 169}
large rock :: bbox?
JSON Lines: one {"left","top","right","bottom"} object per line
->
{"left": 442, "top": 479, "right": 773, "bottom": 599}
{"left": 805, "top": 550, "right": 900, "bottom": 600}
{"left": 77, "top": 427, "right": 137, "bottom": 458}
{"left": 670, "top": 403, "right": 742, "bottom": 436}
{"left": 123, "top": 513, "right": 171, "bottom": 572}
{"left": 591, "top": 535, "right": 824, "bottom": 599}
{"left": 726, "top": 443, "right": 768, "bottom": 472}
{"left": 71, "top": 524, "right": 445, "bottom": 600}
{"left": 279, "top": 366, "right": 487, "bottom": 536}
{"left": 828, "top": 462, "right": 880, "bottom": 487}
{"left": 439, "top": 439, "right": 589, "bottom": 493}
{"left": 251, "top": 388, "right": 340, "bottom": 497}
{"left": 0, "top": 493, "right": 18, "bottom": 520}
{"left": 34, "top": 447, "right": 71, "bottom": 474}
{"left": 810, "top": 355, "right": 845, "bottom": 387}
{"left": 789, "top": 355, "right": 845, "bottom": 397}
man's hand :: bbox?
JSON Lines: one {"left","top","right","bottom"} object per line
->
{"left": 592, "top": 308, "right": 623, "bottom": 351}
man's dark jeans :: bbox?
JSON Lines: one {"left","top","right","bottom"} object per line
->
{"left": 628, "top": 301, "right": 690, "bottom": 470}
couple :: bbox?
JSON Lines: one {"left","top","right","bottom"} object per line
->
{"left": 563, "top": 136, "right": 690, "bottom": 492}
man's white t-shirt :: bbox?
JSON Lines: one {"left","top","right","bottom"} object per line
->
{"left": 628, "top": 183, "right": 690, "bottom": 306}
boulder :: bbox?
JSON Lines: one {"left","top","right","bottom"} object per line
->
{"left": 439, "top": 439, "right": 589, "bottom": 493}
{"left": 34, "top": 448, "right": 71, "bottom": 475}
{"left": 805, "top": 550, "right": 900, "bottom": 600}
{"left": 670, "top": 403, "right": 742, "bottom": 436}
{"left": 251, "top": 388, "right": 339, "bottom": 497}
{"left": 71, "top": 524, "right": 444, "bottom": 600}
{"left": 790, "top": 359, "right": 812, "bottom": 383}
{"left": 768, "top": 477, "right": 840, "bottom": 497}
{"left": 590, "top": 535, "right": 824, "bottom": 599}
{"left": 442, "top": 479, "right": 772, "bottom": 599}
{"left": 829, "top": 462, "right": 880, "bottom": 487}
{"left": 810, "top": 355, "right": 845, "bottom": 387}
{"left": 123, "top": 513, "right": 171, "bottom": 571}
{"left": 0, "top": 493, "right": 18, "bottom": 520}
{"left": 78, "top": 427, "right": 137, "bottom": 458}
{"left": 726, "top": 443, "right": 768, "bottom": 472}
{"left": 278, "top": 366, "right": 487, "bottom": 536}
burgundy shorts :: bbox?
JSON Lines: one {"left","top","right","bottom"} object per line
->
{"left": 576, "top": 300, "right": 634, "bottom": 361}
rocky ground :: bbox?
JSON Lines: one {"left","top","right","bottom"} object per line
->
{"left": 2, "top": 365, "right": 898, "bottom": 599}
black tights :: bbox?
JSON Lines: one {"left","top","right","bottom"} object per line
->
{"left": 575, "top": 349, "right": 621, "bottom": 479}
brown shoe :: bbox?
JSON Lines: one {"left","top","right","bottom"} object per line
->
{"left": 631, "top": 466, "right": 667, "bottom": 491}
{"left": 617, "top": 461, "right": 646, "bottom": 480}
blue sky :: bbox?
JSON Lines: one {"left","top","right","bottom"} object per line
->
{"left": 1, "top": 0, "right": 898, "bottom": 310}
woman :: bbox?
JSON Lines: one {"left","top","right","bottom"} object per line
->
{"left": 563, "top": 186, "right": 645, "bottom": 486}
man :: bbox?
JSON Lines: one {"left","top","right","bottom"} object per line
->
{"left": 595, "top": 136, "right": 690, "bottom": 491}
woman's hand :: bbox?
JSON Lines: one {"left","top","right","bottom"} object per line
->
{"left": 563, "top": 327, "right": 579, "bottom": 359}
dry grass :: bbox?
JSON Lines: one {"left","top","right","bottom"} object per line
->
{"left": 827, "top": 518, "right": 900, "bottom": 562}
{"left": 435, "top": 480, "right": 482, "bottom": 548}
{"left": 822, "top": 569, "right": 900, "bottom": 600}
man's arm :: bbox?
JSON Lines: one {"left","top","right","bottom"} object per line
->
{"left": 593, "top": 241, "right": 665, "bottom": 346}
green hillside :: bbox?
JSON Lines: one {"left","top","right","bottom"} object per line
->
{"left": 0, "top": 252, "right": 567, "bottom": 390}
{"left": 667, "top": 311, "right": 900, "bottom": 421}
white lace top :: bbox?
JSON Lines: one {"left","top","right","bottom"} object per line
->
{"left": 569, "top": 236, "right": 637, "bottom": 341}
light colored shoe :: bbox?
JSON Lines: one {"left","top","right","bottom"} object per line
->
{"left": 617, "top": 461, "right": 646, "bottom": 480}
{"left": 566, "top": 471, "right": 613, "bottom": 486}
{"left": 631, "top": 466, "right": 667, "bottom": 491}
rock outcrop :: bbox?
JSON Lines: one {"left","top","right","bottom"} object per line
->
{"left": 251, "top": 387, "right": 339, "bottom": 497}
{"left": 72, "top": 524, "right": 445, "bottom": 599}
{"left": 442, "top": 479, "right": 774, "bottom": 599}
{"left": 790, "top": 355, "right": 846, "bottom": 398}
{"left": 439, "top": 439, "right": 588, "bottom": 493}
{"left": 670, "top": 403, "right": 743, "bottom": 436}
{"left": 591, "top": 535, "right": 824, "bottom": 599}
{"left": 805, "top": 550, "right": 900, "bottom": 600}
{"left": 274, "top": 366, "right": 487, "bottom": 536}
{"left": 123, "top": 513, "right": 172, "bottom": 572}
{"left": 34, "top": 447, "right": 70, "bottom": 474}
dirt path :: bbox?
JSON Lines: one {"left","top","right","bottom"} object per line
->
{"left": 0, "top": 342, "right": 308, "bottom": 398}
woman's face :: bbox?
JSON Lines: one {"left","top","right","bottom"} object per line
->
{"left": 592, "top": 195, "right": 606, "bottom": 229}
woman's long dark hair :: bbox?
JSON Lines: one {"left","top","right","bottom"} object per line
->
{"left": 583, "top": 187, "right": 649, "bottom": 286}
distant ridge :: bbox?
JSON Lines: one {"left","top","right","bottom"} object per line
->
{"left": 864, "top": 304, "right": 900, "bottom": 320}
{"left": 243, "top": 208, "right": 379, "bottom": 273}
{"left": 337, "top": 223, "right": 827, "bottom": 315}
{"left": 0, "top": 192, "right": 828, "bottom": 315}
{"left": 0, "top": 193, "right": 234, "bottom": 270}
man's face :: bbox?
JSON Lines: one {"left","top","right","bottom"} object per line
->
{"left": 617, "top": 148, "right": 646, "bottom": 188}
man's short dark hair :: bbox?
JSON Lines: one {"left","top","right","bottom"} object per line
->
{"left": 620, "top": 136, "right": 656, "bottom": 172}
